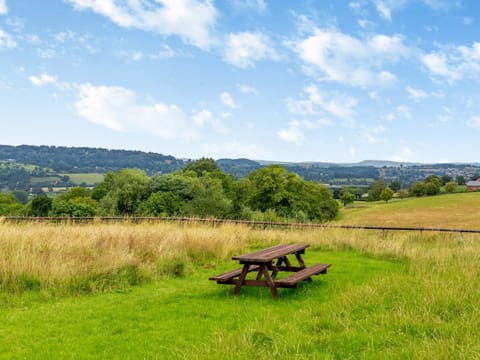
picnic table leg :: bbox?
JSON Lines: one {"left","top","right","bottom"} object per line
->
{"left": 233, "top": 264, "right": 250, "bottom": 296}
{"left": 259, "top": 265, "right": 279, "bottom": 298}
{"left": 271, "top": 257, "right": 284, "bottom": 279}
{"left": 295, "top": 252, "right": 312, "bottom": 281}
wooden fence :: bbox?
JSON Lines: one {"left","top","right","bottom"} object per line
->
{"left": 3, "top": 216, "right": 480, "bottom": 236}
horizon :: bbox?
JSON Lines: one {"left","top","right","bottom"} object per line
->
{"left": 3, "top": 143, "right": 480, "bottom": 166}
{"left": 1, "top": 1, "right": 480, "bottom": 163}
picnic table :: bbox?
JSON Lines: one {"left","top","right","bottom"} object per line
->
{"left": 209, "top": 244, "right": 331, "bottom": 298}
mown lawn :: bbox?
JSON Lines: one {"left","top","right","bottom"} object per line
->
{"left": 0, "top": 250, "right": 404, "bottom": 359}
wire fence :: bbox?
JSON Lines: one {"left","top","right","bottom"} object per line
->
{"left": 3, "top": 216, "right": 480, "bottom": 236}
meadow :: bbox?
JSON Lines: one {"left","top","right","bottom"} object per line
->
{"left": 1, "top": 193, "right": 480, "bottom": 358}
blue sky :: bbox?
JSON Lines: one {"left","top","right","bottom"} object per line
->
{"left": 1, "top": 0, "right": 479, "bottom": 163}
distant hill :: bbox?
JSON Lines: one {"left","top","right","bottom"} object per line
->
{"left": 1, "top": 144, "right": 479, "bottom": 192}
{"left": 0, "top": 145, "right": 185, "bottom": 174}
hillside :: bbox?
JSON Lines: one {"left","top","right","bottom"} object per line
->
{"left": 1, "top": 144, "right": 480, "bottom": 192}
{"left": 338, "top": 192, "right": 480, "bottom": 229}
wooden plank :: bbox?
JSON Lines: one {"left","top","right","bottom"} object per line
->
{"left": 209, "top": 265, "right": 260, "bottom": 281}
{"left": 274, "top": 263, "right": 331, "bottom": 287}
{"left": 232, "top": 244, "right": 309, "bottom": 263}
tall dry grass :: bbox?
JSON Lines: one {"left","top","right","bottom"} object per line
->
{"left": 1, "top": 220, "right": 480, "bottom": 296}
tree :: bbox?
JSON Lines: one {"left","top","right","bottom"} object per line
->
{"left": 456, "top": 175, "right": 466, "bottom": 186}
{"left": 341, "top": 192, "right": 356, "bottom": 206}
{"left": 183, "top": 158, "right": 220, "bottom": 176}
{"left": 368, "top": 179, "right": 387, "bottom": 201}
{"left": 29, "top": 195, "right": 53, "bottom": 216}
{"left": 441, "top": 175, "right": 452, "bottom": 186}
{"left": 445, "top": 181, "right": 457, "bottom": 193}
{"left": 424, "top": 175, "right": 441, "bottom": 195}
{"left": 409, "top": 182, "right": 425, "bottom": 197}
{"left": 380, "top": 187, "right": 394, "bottom": 203}
{"left": 0, "top": 193, "right": 22, "bottom": 215}
{"left": 389, "top": 180, "right": 401, "bottom": 192}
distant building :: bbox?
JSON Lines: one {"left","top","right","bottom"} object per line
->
{"left": 466, "top": 178, "right": 480, "bottom": 191}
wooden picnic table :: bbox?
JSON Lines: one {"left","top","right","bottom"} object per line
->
{"left": 209, "top": 244, "right": 331, "bottom": 298}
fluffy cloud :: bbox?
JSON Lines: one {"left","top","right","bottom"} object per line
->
{"left": 286, "top": 85, "right": 358, "bottom": 120}
{"left": 238, "top": 84, "right": 259, "bottom": 96}
{"left": 406, "top": 86, "right": 428, "bottom": 101}
{"left": 74, "top": 83, "right": 225, "bottom": 139}
{"left": 372, "top": 0, "right": 451, "bottom": 20}
{"left": 278, "top": 119, "right": 332, "bottom": 145}
{"left": 0, "top": 0, "right": 7, "bottom": 15}
{"left": 0, "top": 28, "right": 15, "bottom": 48}
{"left": 66, "top": 0, "right": 217, "bottom": 49}
{"left": 232, "top": 0, "right": 267, "bottom": 12}
{"left": 219, "top": 91, "right": 237, "bottom": 109}
{"left": 422, "top": 42, "right": 480, "bottom": 82}
{"left": 292, "top": 28, "right": 410, "bottom": 86}
{"left": 223, "top": 31, "right": 277, "bottom": 68}
{"left": 29, "top": 74, "right": 59, "bottom": 87}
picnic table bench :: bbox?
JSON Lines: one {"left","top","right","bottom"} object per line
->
{"left": 209, "top": 244, "right": 330, "bottom": 298}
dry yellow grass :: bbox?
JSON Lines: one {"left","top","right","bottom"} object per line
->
{"left": 1, "top": 219, "right": 479, "bottom": 295}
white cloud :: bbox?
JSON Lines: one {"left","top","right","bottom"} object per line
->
{"left": 29, "top": 74, "right": 58, "bottom": 87}
{"left": 223, "top": 31, "right": 277, "bottom": 68}
{"left": 406, "top": 86, "right": 428, "bottom": 101}
{"left": 74, "top": 83, "right": 225, "bottom": 140}
{"left": 390, "top": 147, "right": 414, "bottom": 162}
{"left": 287, "top": 84, "right": 358, "bottom": 120}
{"left": 220, "top": 91, "right": 237, "bottom": 109}
{"left": 238, "top": 84, "right": 259, "bottom": 96}
{"left": 277, "top": 121, "right": 305, "bottom": 145}
{"left": 0, "top": 28, "right": 15, "bottom": 48}
{"left": 349, "top": 147, "right": 356, "bottom": 157}
{"left": 372, "top": 0, "right": 452, "bottom": 20}
{"left": 292, "top": 28, "right": 409, "bottom": 86}
{"left": 362, "top": 125, "right": 386, "bottom": 144}
{"left": 467, "top": 115, "right": 480, "bottom": 128}
{"left": 36, "top": 48, "right": 57, "bottom": 59}
{"left": 0, "top": 0, "right": 7, "bottom": 15}
{"left": 192, "top": 109, "right": 228, "bottom": 134}
{"left": 422, "top": 42, "right": 480, "bottom": 81}
{"left": 382, "top": 113, "right": 395, "bottom": 122}
{"left": 66, "top": 0, "right": 217, "bottom": 49}
{"left": 232, "top": 0, "right": 266, "bottom": 12}
{"left": 277, "top": 118, "right": 332, "bottom": 145}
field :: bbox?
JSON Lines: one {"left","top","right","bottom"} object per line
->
{"left": 62, "top": 173, "right": 105, "bottom": 185}
{"left": 1, "top": 193, "right": 480, "bottom": 358}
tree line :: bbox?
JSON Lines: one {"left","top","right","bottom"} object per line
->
{"left": 0, "top": 159, "right": 339, "bottom": 223}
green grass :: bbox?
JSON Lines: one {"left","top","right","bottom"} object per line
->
{"left": 62, "top": 173, "right": 104, "bottom": 185}
{"left": 338, "top": 192, "right": 480, "bottom": 229}
{"left": 0, "top": 250, "right": 405, "bottom": 359}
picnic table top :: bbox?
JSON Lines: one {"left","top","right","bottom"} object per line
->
{"left": 231, "top": 243, "right": 309, "bottom": 263}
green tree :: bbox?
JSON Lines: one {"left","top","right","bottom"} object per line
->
{"left": 368, "top": 179, "right": 387, "bottom": 201}
{"left": 445, "top": 181, "right": 458, "bottom": 193}
{"left": 29, "top": 195, "right": 53, "bottom": 216}
{"left": 0, "top": 193, "right": 22, "bottom": 215}
{"left": 441, "top": 175, "right": 452, "bottom": 186}
{"left": 389, "top": 180, "right": 401, "bottom": 192}
{"left": 96, "top": 169, "right": 149, "bottom": 216}
{"left": 380, "top": 187, "right": 394, "bottom": 203}
{"left": 424, "top": 175, "right": 441, "bottom": 195}
{"left": 409, "top": 182, "right": 426, "bottom": 197}
{"left": 341, "top": 192, "right": 356, "bottom": 206}
{"left": 456, "top": 175, "right": 466, "bottom": 185}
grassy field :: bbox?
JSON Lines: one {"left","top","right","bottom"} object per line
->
{"left": 339, "top": 191, "right": 480, "bottom": 229}
{"left": 62, "top": 173, "right": 104, "bottom": 185}
{"left": 1, "top": 192, "right": 480, "bottom": 358}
